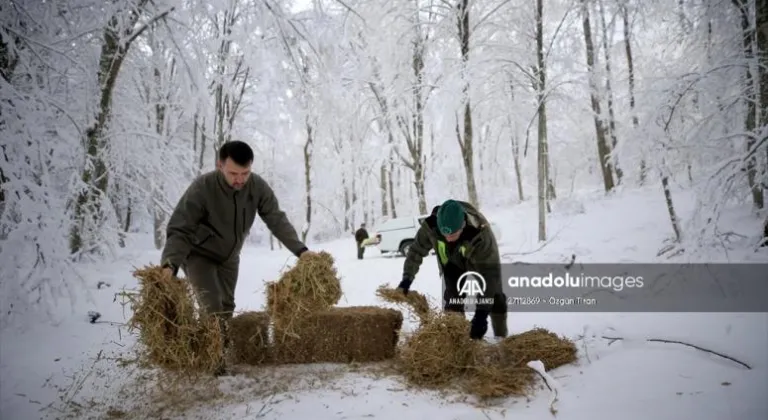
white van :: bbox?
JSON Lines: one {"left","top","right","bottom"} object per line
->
{"left": 371, "top": 214, "right": 431, "bottom": 256}
{"left": 370, "top": 213, "right": 503, "bottom": 257}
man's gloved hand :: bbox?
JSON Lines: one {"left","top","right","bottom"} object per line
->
{"left": 161, "top": 262, "right": 178, "bottom": 279}
{"left": 397, "top": 275, "right": 413, "bottom": 295}
{"left": 469, "top": 310, "right": 489, "bottom": 340}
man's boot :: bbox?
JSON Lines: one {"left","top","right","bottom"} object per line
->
{"left": 214, "top": 316, "right": 232, "bottom": 377}
{"left": 489, "top": 293, "right": 508, "bottom": 339}
{"left": 490, "top": 312, "right": 508, "bottom": 338}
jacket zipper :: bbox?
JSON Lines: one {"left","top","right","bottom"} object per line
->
{"left": 229, "top": 193, "right": 239, "bottom": 259}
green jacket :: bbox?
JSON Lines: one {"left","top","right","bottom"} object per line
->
{"left": 161, "top": 170, "right": 307, "bottom": 271}
{"left": 402, "top": 200, "right": 502, "bottom": 295}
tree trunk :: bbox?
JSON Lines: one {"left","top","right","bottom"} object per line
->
{"left": 0, "top": 146, "right": 8, "bottom": 229}
{"left": 507, "top": 81, "right": 524, "bottom": 202}
{"left": 344, "top": 174, "right": 351, "bottom": 232}
{"left": 658, "top": 98, "right": 683, "bottom": 244}
{"left": 70, "top": 19, "right": 120, "bottom": 254}
{"left": 620, "top": 0, "right": 644, "bottom": 184}
{"left": 193, "top": 112, "right": 199, "bottom": 157}
{"left": 363, "top": 181, "right": 370, "bottom": 226}
{"left": 123, "top": 196, "right": 132, "bottom": 234}
{"left": 389, "top": 160, "right": 397, "bottom": 217}
{"left": 212, "top": 5, "right": 248, "bottom": 149}
{"left": 479, "top": 124, "right": 487, "bottom": 197}
{"left": 198, "top": 117, "right": 207, "bottom": 174}
{"left": 734, "top": 0, "right": 764, "bottom": 210}
{"left": 411, "top": 16, "right": 428, "bottom": 215}
{"left": 535, "top": 0, "right": 549, "bottom": 240}
{"left": 512, "top": 134, "right": 524, "bottom": 202}
{"left": 661, "top": 166, "right": 682, "bottom": 242}
{"left": 110, "top": 178, "right": 130, "bottom": 248}
{"left": 152, "top": 65, "right": 168, "bottom": 250}
{"left": 457, "top": 0, "right": 479, "bottom": 207}
{"left": 368, "top": 61, "right": 425, "bottom": 215}
{"left": 302, "top": 121, "right": 313, "bottom": 243}
{"left": 677, "top": 0, "right": 691, "bottom": 33}
{"left": 756, "top": 0, "right": 768, "bottom": 211}
{"left": 598, "top": 0, "right": 623, "bottom": 184}
{"left": 380, "top": 164, "right": 388, "bottom": 217}
{"left": 580, "top": 0, "right": 615, "bottom": 193}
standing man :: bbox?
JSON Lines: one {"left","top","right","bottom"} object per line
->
{"left": 396, "top": 199, "right": 508, "bottom": 340}
{"left": 355, "top": 223, "right": 369, "bottom": 259}
{"left": 160, "top": 140, "right": 314, "bottom": 375}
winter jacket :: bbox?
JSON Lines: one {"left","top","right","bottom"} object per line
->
{"left": 161, "top": 170, "right": 307, "bottom": 272}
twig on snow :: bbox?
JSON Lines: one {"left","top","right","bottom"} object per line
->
{"left": 601, "top": 335, "right": 752, "bottom": 369}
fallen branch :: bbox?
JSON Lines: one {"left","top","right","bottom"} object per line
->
{"left": 602, "top": 335, "right": 752, "bottom": 370}
{"left": 527, "top": 360, "right": 559, "bottom": 416}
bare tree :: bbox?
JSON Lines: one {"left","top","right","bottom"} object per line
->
{"left": 733, "top": 0, "right": 765, "bottom": 211}
{"left": 456, "top": 0, "right": 479, "bottom": 207}
{"left": 0, "top": 11, "right": 19, "bottom": 226}
{"left": 70, "top": 1, "right": 174, "bottom": 255}
{"left": 597, "top": 0, "right": 622, "bottom": 184}
{"left": 533, "top": 0, "right": 550, "bottom": 240}
{"left": 506, "top": 77, "right": 524, "bottom": 202}
{"left": 580, "top": 0, "right": 615, "bottom": 193}
{"left": 756, "top": 0, "right": 768, "bottom": 243}
{"left": 139, "top": 33, "right": 178, "bottom": 250}
{"left": 620, "top": 0, "right": 644, "bottom": 184}
{"left": 365, "top": 0, "right": 432, "bottom": 215}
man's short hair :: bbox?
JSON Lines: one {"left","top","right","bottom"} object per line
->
{"left": 218, "top": 141, "right": 254, "bottom": 166}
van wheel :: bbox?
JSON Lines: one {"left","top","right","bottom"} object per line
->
{"left": 399, "top": 240, "right": 413, "bottom": 257}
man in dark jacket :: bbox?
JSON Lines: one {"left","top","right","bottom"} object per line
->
{"left": 355, "top": 223, "right": 369, "bottom": 259}
{"left": 160, "top": 140, "right": 313, "bottom": 374}
{"left": 396, "top": 199, "right": 508, "bottom": 340}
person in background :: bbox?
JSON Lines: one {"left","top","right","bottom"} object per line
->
{"left": 355, "top": 223, "right": 369, "bottom": 259}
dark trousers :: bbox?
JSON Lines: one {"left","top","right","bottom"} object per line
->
{"left": 182, "top": 252, "right": 239, "bottom": 346}
{"left": 441, "top": 262, "right": 508, "bottom": 337}
{"left": 357, "top": 241, "right": 365, "bottom": 259}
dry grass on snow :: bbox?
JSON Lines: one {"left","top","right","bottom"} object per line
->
{"left": 75, "top": 254, "right": 578, "bottom": 419}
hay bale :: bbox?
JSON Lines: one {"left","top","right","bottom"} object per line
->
{"left": 127, "top": 265, "right": 223, "bottom": 373}
{"left": 272, "top": 306, "right": 403, "bottom": 364}
{"left": 395, "top": 312, "right": 477, "bottom": 388}
{"left": 462, "top": 328, "right": 578, "bottom": 399}
{"left": 375, "top": 284, "right": 433, "bottom": 325}
{"left": 498, "top": 328, "right": 578, "bottom": 370}
{"left": 392, "top": 308, "right": 578, "bottom": 400}
{"left": 462, "top": 345, "right": 537, "bottom": 398}
{"left": 266, "top": 251, "right": 342, "bottom": 333}
{"left": 228, "top": 311, "right": 270, "bottom": 365}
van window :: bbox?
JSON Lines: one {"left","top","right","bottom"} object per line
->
{"left": 376, "top": 217, "right": 415, "bottom": 231}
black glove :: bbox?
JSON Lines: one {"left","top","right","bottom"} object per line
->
{"left": 469, "top": 311, "right": 489, "bottom": 340}
{"left": 397, "top": 275, "right": 413, "bottom": 295}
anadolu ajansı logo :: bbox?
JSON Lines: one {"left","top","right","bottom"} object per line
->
{"left": 457, "top": 271, "right": 487, "bottom": 297}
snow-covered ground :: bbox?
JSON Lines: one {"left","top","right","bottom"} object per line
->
{"left": 2, "top": 186, "right": 767, "bottom": 419}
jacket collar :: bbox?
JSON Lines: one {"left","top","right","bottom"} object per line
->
{"left": 215, "top": 170, "right": 238, "bottom": 198}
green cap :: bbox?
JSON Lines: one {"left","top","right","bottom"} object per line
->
{"left": 437, "top": 199, "right": 465, "bottom": 235}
